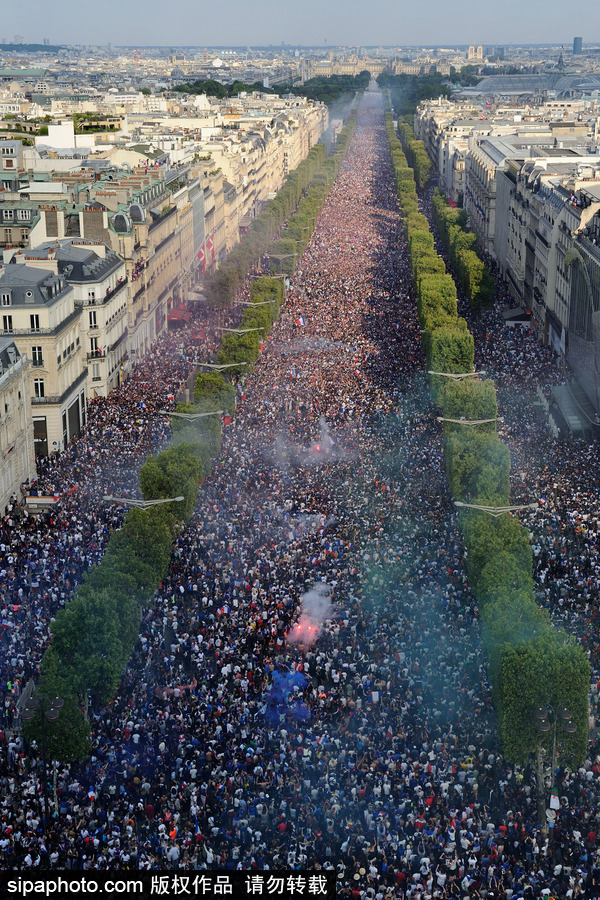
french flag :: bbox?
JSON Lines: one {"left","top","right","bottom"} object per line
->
{"left": 296, "top": 315, "right": 306, "bottom": 326}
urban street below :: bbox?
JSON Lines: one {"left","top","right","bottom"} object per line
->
{"left": 2, "top": 86, "right": 600, "bottom": 900}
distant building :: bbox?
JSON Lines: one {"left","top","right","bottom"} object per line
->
{"left": 573, "top": 37, "right": 583, "bottom": 55}
{"left": 0, "top": 141, "right": 27, "bottom": 192}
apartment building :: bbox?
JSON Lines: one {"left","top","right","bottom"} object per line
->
{"left": 0, "top": 258, "right": 86, "bottom": 456}
{"left": 86, "top": 168, "right": 198, "bottom": 360}
{"left": 22, "top": 240, "right": 129, "bottom": 398}
{"left": 0, "top": 336, "right": 35, "bottom": 513}
{"left": 496, "top": 156, "right": 600, "bottom": 333}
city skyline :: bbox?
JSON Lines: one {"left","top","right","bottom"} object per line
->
{"left": 8, "top": 0, "right": 600, "bottom": 50}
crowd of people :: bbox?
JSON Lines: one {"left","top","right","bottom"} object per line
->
{"left": 1, "top": 89, "right": 600, "bottom": 898}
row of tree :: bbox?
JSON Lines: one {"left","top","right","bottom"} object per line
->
{"left": 396, "top": 119, "right": 432, "bottom": 191}
{"left": 171, "top": 73, "right": 370, "bottom": 106}
{"left": 204, "top": 114, "right": 357, "bottom": 308}
{"left": 385, "top": 106, "right": 590, "bottom": 769}
{"left": 431, "top": 188, "right": 495, "bottom": 309}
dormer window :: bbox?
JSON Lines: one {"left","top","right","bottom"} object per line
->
{"left": 1, "top": 292, "right": 10, "bottom": 307}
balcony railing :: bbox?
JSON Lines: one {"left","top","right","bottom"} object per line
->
{"left": 1, "top": 306, "right": 81, "bottom": 338}
{"left": 84, "top": 277, "right": 129, "bottom": 306}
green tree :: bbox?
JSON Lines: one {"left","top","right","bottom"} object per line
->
{"left": 24, "top": 649, "right": 91, "bottom": 764}
{"left": 104, "top": 507, "right": 172, "bottom": 591}
{"left": 49, "top": 589, "right": 137, "bottom": 702}
{"left": 193, "top": 372, "right": 236, "bottom": 411}
{"left": 497, "top": 632, "right": 589, "bottom": 766}
{"left": 218, "top": 330, "right": 261, "bottom": 366}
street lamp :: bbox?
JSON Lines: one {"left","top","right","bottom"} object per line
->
{"left": 216, "top": 327, "right": 262, "bottom": 335}
{"left": 453, "top": 500, "right": 538, "bottom": 518}
{"left": 103, "top": 495, "right": 184, "bottom": 510}
{"left": 195, "top": 362, "right": 248, "bottom": 371}
{"left": 535, "top": 707, "right": 577, "bottom": 790}
{"left": 268, "top": 251, "right": 298, "bottom": 274}
{"left": 427, "top": 370, "right": 487, "bottom": 380}
{"left": 437, "top": 416, "right": 504, "bottom": 426}
{"left": 238, "top": 300, "right": 275, "bottom": 307}
{"left": 159, "top": 409, "right": 224, "bottom": 420}
{"left": 21, "top": 693, "right": 64, "bottom": 829}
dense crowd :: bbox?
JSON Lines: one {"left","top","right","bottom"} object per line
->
{"left": 1, "top": 89, "right": 600, "bottom": 899}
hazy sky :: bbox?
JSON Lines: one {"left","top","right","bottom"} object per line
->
{"left": 10, "top": 0, "right": 599, "bottom": 48}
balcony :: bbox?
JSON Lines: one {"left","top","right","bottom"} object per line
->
{"left": 4, "top": 306, "right": 81, "bottom": 338}
{"left": 87, "top": 350, "right": 105, "bottom": 361}
{"left": 84, "top": 277, "right": 129, "bottom": 306}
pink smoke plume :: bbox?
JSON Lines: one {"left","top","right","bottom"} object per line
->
{"left": 287, "top": 583, "right": 332, "bottom": 648}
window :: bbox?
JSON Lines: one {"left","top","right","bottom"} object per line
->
{"left": 92, "top": 363, "right": 101, "bottom": 381}
{"left": 88, "top": 290, "right": 96, "bottom": 301}
{"left": 90, "top": 336, "right": 99, "bottom": 355}
{"left": 31, "top": 346, "right": 43, "bottom": 366}
{"left": 2, "top": 315, "right": 13, "bottom": 333}
{"left": 1, "top": 292, "right": 10, "bottom": 306}
{"left": 17, "top": 209, "right": 30, "bottom": 221}
{"left": 3, "top": 209, "right": 13, "bottom": 221}
{"left": 33, "top": 378, "right": 45, "bottom": 399}
{"left": 89, "top": 310, "right": 97, "bottom": 329}
{"left": 30, "top": 314, "right": 40, "bottom": 332}
{"left": 3, "top": 159, "right": 14, "bottom": 169}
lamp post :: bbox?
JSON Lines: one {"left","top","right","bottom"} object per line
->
{"left": 437, "top": 416, "right": 503, "bottom": 426}
{"left": 21, "top": 694, "right": 64, "bottom": 830}
{"left": 453, "top": 500, "right": 538, "bottom": 518}
{"left": 103, "top": 495, "right": 184, "bottom": 510}
{"left": 195, "top": 362, "right": 248, "bottom": 372}
{"left": 533, "top": 706, "right": 576, "bottom": 836}
{"left": 216, "top": 327, "right": 263, "bottom": 335}
{"left": 535, "top": 707, "right": 576, "bottom": 790}
{"left": 158, "top": 409, "right": 224, "bottom": 420}
{"left": 427, "top": 370, "right": 487, "bottom": 380}
{"left": 238, "top": 300, "right": 275, "bottom": 307}
{"left": 267, "top": 251, "right": 298, "bottom": 275}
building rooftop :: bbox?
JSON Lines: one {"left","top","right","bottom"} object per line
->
{"left": 0, "top": 336, "right": 23, "bottom": 377}
{"left": 0, "top": 261, "right": 70, "bottom": 306}
{"left": 22, "top": 240, "right": 121, "bottom": 282}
